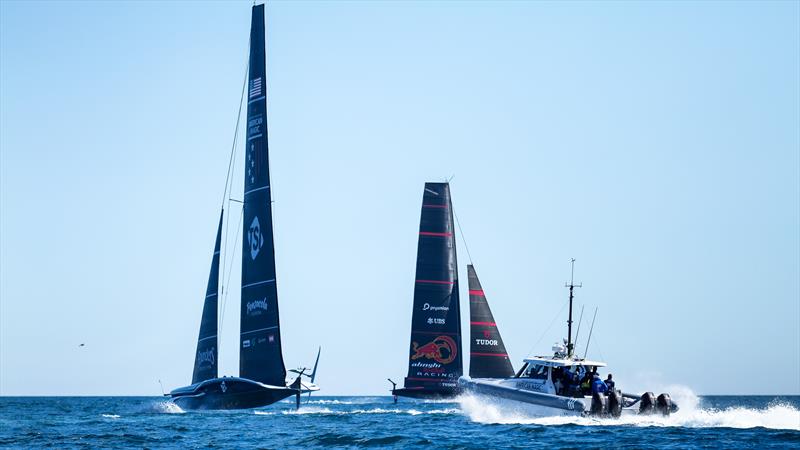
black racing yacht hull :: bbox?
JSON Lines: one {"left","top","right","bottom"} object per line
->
{"left": 392, "top": 386, "right": 461, "bottom": 400}
{"left": 169, "top": 377, "right": 296, "bottom": 410}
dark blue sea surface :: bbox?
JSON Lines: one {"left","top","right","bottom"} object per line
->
{"left": 0, "top": 394, "right": 798, "bottom": 448}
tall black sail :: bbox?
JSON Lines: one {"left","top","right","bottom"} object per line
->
{"left": 468, "top": 264, "right": 514, "bottom": 378}
{"left": 403, "top": 182, "right": 462, "bottom": 394}
{"left": 192, "top": 211, "right": 223, "bottom": 384}
{"left": 239, "top": 4, "right": 286, "bottom": 387}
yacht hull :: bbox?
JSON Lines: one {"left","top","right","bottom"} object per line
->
{"left": 459, "top": 377, "right": 675, "bottom": 417}
{"left": 392, "top": 386, "right": 461, "bottom": 400}
{"left": 169, "top": 377, "right": 295, "bottom": 410}
{"left": 459, "top": 377, "right": 587, "bottom": 415}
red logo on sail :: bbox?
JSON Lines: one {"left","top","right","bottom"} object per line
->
{"left": 411, "top": 336, "right": 457, "bottom": 364}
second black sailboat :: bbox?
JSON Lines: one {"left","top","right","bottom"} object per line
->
{"left": 390, "top": 182, "right": 463, "bottom": 400}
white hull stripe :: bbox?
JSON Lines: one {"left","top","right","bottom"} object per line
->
{"left": 248, "top": 95, "right": 265, "bottom": 105}
{"left": 248, "top": 133, "right": 263, "bottom": 141}
{"left": 205, "top": 293, "right": 218, "bottom": 299}
{"left": 198, "top": 335, "right": 217, "bottom": 342}
{"left": 242, "top": 279, "right": 275, "bottom": 289}
{"left": 244, "top": 185, "right": 270, "bottom": 196}
{"left": 241, "top": 326, "right": 278, "bottom": 336}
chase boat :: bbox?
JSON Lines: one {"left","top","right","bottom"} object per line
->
{"left": 458, "top": 260, "right": 678, "bottom": 418}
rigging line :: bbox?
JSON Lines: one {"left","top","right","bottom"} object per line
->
{"left": 219, "top": 206, "right": 244, "bottom": 349}
{"left": 220, "top": 41, "right": 250, "bottom": 209}
{"left": 573, "top": 305, "right": 586, "bottom": 354}
{"left": 220, "top": 46, "right": 249, "bottom": 303}
{"left": 524, "top": 298, "right": 569, "bottom": 358}
{"left": 583, "top": 307, "right": 598, "bottom": 360}
{"left": 452, "top": 206, "right": 473, "bottom": 266}
{"left": 591, "top": 334, "right": 607, "bottom": 363}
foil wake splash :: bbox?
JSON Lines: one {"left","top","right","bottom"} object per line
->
{"left": 457, "top": 388, "right": 800, "bottom": 430}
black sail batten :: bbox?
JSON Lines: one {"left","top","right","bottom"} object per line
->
{"left": 468, "top": 264, "right": 515, "bottom": 378}
{"left": 239, "top": 4, "right": 287, "bottom": 387}
{"left": 401, "top": 182, "right": 462, "bottom": 396}
{"left": 192, "top": 211, "right": 223, "bottom": 384}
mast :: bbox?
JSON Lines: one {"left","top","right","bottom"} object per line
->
{"left": 565, "top": 258, "right": 581, "bottom": 358}
{"left": 239, "top": 3, "right": 286, "bottom": 386}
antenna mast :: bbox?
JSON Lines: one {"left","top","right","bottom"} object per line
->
{"left": 565, "top": 258, "right": 582, "bottom": 358}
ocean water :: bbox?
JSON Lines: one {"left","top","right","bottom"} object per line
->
{"left": 0, "top": 393, "right": 798, "bottom": 448}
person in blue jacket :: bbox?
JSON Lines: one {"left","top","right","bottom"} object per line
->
{"left": 591, "top": 373, "right": 608, "bottom": 395}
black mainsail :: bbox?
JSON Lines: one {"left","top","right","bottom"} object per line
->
{"left": 191, "top": 211, "right": 223, "bottom": 384}
{"left": 396, "top": 182, "right": 462, "bottom": 398}
{"left": 239, "top": 3, "right": 286, "bottom": 387}
{"left": 468, "top": 264, "right": 514, "bottom": 379}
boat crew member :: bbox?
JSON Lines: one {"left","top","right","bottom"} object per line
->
{"left": 591, "top": 374, "right": 608, "bottom": 395}
{"left": 605, "top": 374, "right": 615, "bottom": 391}
{"left": 562, "top": 367, "right": 578, "bottom": 397}
{"left": 580, "top": 370, "right": 593, "bottom": 395}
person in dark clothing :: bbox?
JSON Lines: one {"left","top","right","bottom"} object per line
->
{"left": 605, "top": 374, "right": 615, "bottom": 391}
{"left": 591, "top": 374, "right": 608, "bottom": 394}
{"left": 580, "top": 371, "right": 593, "bottom": 395}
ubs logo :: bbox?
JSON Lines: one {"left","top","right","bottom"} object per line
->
{"left": 248, "top": 216, "right": 264, "bottom": 260}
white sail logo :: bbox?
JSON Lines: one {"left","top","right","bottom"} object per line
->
{"left": 422, "top": 303, "right": 449, "bottom": 312}
{"left": 248, "top": 216, "right": 264, "bottom": 260}
{"left": 197, "top": 348, "right": 215, "bottom": 366}
{"left": 246, "top": 297, "right": 268, "bottom": 315}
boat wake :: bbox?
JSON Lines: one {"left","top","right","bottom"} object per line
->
{"left": 304, "top": 399, "right": 355, "bottom": 405}
{"left": 254, "top": 407, "right": 460, "bottom": 416}
{"left": 457, "top": 389, "right": 800, "bottom": 430}
{"left": 149, "top": 400, "right": 185, "bottom": 414}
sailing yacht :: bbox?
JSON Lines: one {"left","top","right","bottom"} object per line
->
{"left": 390, "top": 182, "right": 463, "bottom": 400}
{"left": 168, "top": 3, "right": 319, "bottom": 410}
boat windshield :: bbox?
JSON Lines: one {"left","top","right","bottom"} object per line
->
{"left": 522, "top": 364, "right": 549, "bottom": 380}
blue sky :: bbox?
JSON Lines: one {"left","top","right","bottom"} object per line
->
{"left": 1, "top": 1, "right": 798, "bottom": 396}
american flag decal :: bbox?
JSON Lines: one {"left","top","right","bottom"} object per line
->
{"left": 249, "top": 77, "right": 262, "bottom": 98}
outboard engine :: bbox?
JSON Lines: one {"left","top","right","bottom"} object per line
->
{"left": 607, "top": 391, "right": 622, "bottom": 418}
{"left": 639, "top": 392, "right": 656, "bottom": 415}
{"left": 591, "top": 392, "right": 608, "bottom": 417}
{"left": 656, "top": 393, "right": 672, "bottom": 416}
